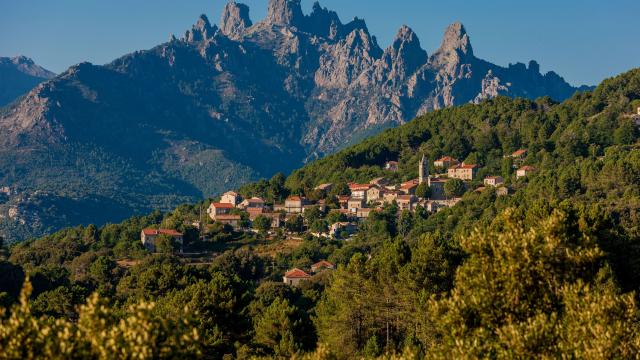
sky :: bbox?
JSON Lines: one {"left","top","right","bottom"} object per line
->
{"left": 1, "top": 0, "right": 638, "bottom": 86}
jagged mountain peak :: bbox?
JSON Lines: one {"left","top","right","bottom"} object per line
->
{"left": 184, "top": 14, "right": 218, "bottom": 42}
{"left": 373, "top": 25, "right": 427, "bottom": 82}
{"left": 437, "top": 22, "right": 473, "bottom": 57}
{"left": 220, "top": 1, "right": 252, "bottom": 37}
{"left": 267, "top": 0, "right": 304, "bottom": 27}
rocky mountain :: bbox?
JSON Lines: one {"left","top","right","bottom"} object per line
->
{"left": 0, "top": 56, "right": 55, "bottom": 107}
{"left": 0, "top": 0, "right": 590, "bottom": 241}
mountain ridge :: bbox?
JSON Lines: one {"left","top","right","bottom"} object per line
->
{"left": 0, "top": 0, "right": 591, "bottom": 242}
{"left": 0, "top": 56, "right": 55, "bottom": 107}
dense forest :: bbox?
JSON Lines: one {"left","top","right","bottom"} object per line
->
{"left": 0, "top": 68, "right": 639, "bottom": 359}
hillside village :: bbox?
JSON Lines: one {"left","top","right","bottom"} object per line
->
{"left": 140, "top": 151, "right": 536, "bottom": 285}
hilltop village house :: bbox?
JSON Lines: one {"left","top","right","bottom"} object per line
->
{"left": 448, "top": 163, "right": 479, "bottom": 180}
{"left": 220, "top": 191, "right": 241, "bottom": 206}
{"left": 433, "top": 156, "right": 459, "bottom": 169}
{"left": 517, "top": 165, "right": 536, "bottom": 178}
{"left": 484, "top": 176, "right": 504, "bottom": 187}
{"left": 207, "top": 202, "right": 235, "bottom": 220}
{"left": 140, "top": 229, "right": 184, "bottom": 253}
{"left": 283, "top": 268, "right": 311, "bottom": 286}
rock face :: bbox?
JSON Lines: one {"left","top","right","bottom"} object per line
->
{"left": 220, "top": 1, "right": 252, "bottom": 37}
{"left": 0, "top": 56, "right": 55, "bottom": 106}
{"left": 0, "top": 0, "right": 590, "bottom": 241}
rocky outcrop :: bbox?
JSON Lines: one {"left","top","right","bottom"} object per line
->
{"left": 0, "top": 1, "right": 590, "bottom": 241}
{"left": 220, "top": 1, "right": 252, "bottom": 37}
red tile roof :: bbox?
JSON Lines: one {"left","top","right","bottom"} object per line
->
{"left": 519, "top": 165, "right": 536, "bottom": 171}
{"left": 512, "top": 149, "right": 528, "bottom": 157}
{"left": 212, "top": 202, "right": 235, "bottom": 209}
{"left": 436, "top": 156, "right": 458, "bottom": 162}
{"left": 284, "top": 268, "right": 311, "bottom": 279}
{"left": 400, "top": 179, "right": 419, "bottom": 189}
{"left": 142, "top": 229, "right": 183, "bottom": 236}
{"left": 312, "top": 260, "right": 334, "bottom": 269}
{"left": 349, "top": 183, "right": 372, "bottom": 191}
{"left": 287, "top": 196, "right": 303, "bottom": 201}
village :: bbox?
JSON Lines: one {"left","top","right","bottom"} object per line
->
{"left": 140, "top": 150, "right": 536, "bottom": 286}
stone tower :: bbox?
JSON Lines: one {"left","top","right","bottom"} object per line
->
{"left": 419, "top": 154, "right": 428, "bottom": 184}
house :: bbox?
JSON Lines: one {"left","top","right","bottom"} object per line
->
{"left": 496, "top": 186, "right": 509, "bottom": 196}
{"left": 285, "top": 196, "right": 308, "bottom": 213}
{"left": 397, "top": 195, "right": 417, "bottom": 211}
{"left": 510, "top": 149, "right": 528, "bottom": 159}
{"left": 330, "top": 222, "right": 358, "bottom": 238}
{"left": 433, "top": 156, "right": 459, "bottom": 169}
{"left": 448, "top": 163, "right": 479, "bottom": 180}
{"left": 238, "top": 197, "right": 265, "bottom": 209}
{"left": 215, "top": 214, "right": 242, "bottom": 229}
{"left": 516, "top": 165, "right": 536, "bottom": 178}
{"left": 382, "top": 190, "right": 401, "bottom": 203}
{"left": 428, "top": 177, "right": 449, "bottom": 200}
{"left": 247, "top": 207, "right": 266, "bottom": 221}
{"left": 349, "top": 183, "right": 372, "bottom": 200}
{"left": 384, "top": 161, "right": 399, "bottom": 172}
{"left": 369, "top": 177, "right": 389, "bottom": 187}
{"left": 315, "top": 183, "right": 333, "bottom": 192}
{"left": 347, "top": 198, "right": 366, "bottom": 211}
{"left": 140, "top": 229, "right": 183, "bottom": 253}
{"left": 400, "top": 179, "right": 419, "bottom": 195}
{"left": 207, "top": 202, "right": 234, "bottom": 220}
{"left": 484, "top": 176, "right": 504, "bottom": 187}
{"left": 366, "top": 186, "right": 382, "bottom": 202}
{"left": 337, "top": 195, "right": 350, "bottom": 209}
{"left": 424, "top": 201, "right": 445, "bottom": 213}
{"left": 311, "top": 260, "right": 335, "bottom": 273}
{"left": 220, "top": 191, "right": 241, "bottom": 206}
{"left": 356, "top": 207, "right": 377, "bottom": 221}
{"left": 283, "top": 268, "right": 311, "bottom": 286}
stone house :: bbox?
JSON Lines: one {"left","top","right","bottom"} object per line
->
{"left": 285, "top": 196, "right": 308, "bottom": 213}
{"left": 397, "top": 195, "right": 417, "bottom": 211}
{"left": 349, "top": 183, "right": 372, "bottom": 201}
{"left": 382, "top": 190, "right": 401, "bottom": 203}
{"left": 516, "top": 165, "right": 536, "bottom": 178}
{"left": 347, "top": 198, "right": 366, "bottom": 211}
{"left": 337, "top": 195, "right": 350, "bottom": 209}
{"left": 311, "top": 260, "right": 335, "bottom": 273}
{"left": 428, "top": 177, "right": 449, "bottom": 200}
{"left": 448, "top": 163, "right": 479, "bottom": 180}
{"left": 215, "top": 214, "right": 242, "bottom": 229}
{"left": 434, "top": 156, "right": 459, "bottom": 169}
{"left": 140, "top": 229, "right": 183, "bottom": 253}
{"left": 220, "top": 191, "right": 241, "bottom": 206}
{"left": 207, "top": 202, "right": 234, "bottom": 221}
{"left": 484, "top": 176, "right": 504, "bottom": 187}
{"left": 366, "top": 186, "right": 382, "bottom": 202}
{"left": 400, "top": 179, "right": 419, "bottom": 195}
{"left": 356, "top": 207, "right": 377, "bottom": 221}
{"left": 283, "top": 268, "right": 311, "bottom": 286}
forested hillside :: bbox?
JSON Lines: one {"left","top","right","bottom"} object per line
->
{"left": 0, "top": 68, "right": 638, "bottom": 359}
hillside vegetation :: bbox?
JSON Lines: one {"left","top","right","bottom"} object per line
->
{"left": 0, "top": 68, "right": 639, "bottom": 359}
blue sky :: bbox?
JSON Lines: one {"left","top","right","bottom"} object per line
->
{"left": 1, "top": 0, "right": 638, "bottom": 86}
